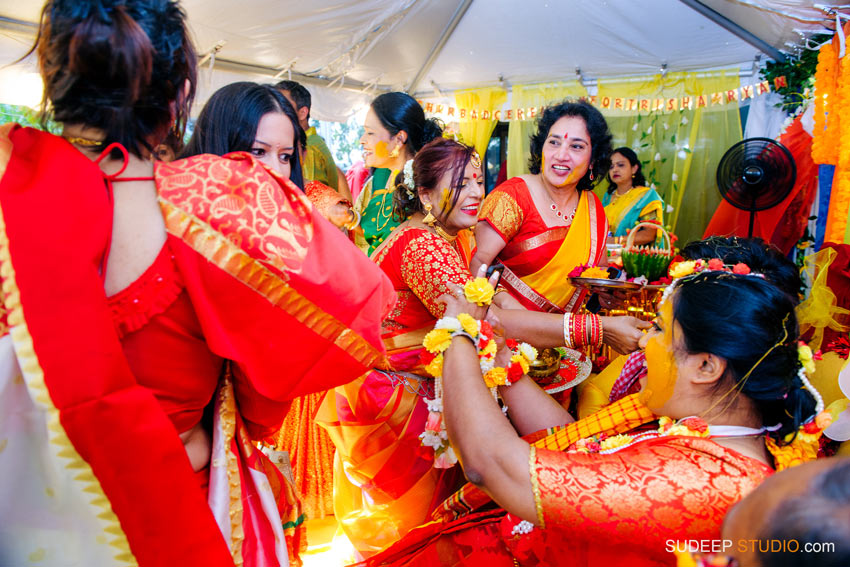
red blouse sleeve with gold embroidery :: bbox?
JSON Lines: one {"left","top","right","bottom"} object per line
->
{"left": 479, "top": 178, "right": 525, "bottom": 242}
{"left": 400, "top": 230, "right": 473, "bottom": 319}
{"left": 534, "top": 437, "right": 771, "bottom": 546}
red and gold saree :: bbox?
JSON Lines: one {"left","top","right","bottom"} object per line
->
{"left": 479, "top": 177, "right": 608, "bottom": 313}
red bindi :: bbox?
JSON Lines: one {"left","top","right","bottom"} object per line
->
{"left": 472, "top": 173, "right": 477, "bottom": 178}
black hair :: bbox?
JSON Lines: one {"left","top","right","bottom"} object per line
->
{"left": 34, "top": 0, "right": 197, "bottom": 158}
{"left": 180, "top": 82, "right": 305, "bottom": 189}
{"left": 681, "top": 236, "right": 802, "bottom": 304}
{"left": 673, "top": 271, "right": 816, "bottom": 443}
{"left": 758, "top": 459, "right": 850, "bottom": 567}
{"left": 393, "top": 137, "right": 476, "bottom": 221}
{"left": 528, "top": 100, "right": 612, "bottom": 191}
{"left": 370, "top": 91, "right": 444, "bottom": 193}
{"left": 606, "top": 146, "right": 647, "bottom": 194}
{"left": 370, "top": 92, "right": 443, "bottom": 155}
{"left": 274, "top": 80, "right": 311, "bottom": 120}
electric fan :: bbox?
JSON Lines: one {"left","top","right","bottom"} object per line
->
{"left": 716, "top": 137, "right": 796, "bottom": 238}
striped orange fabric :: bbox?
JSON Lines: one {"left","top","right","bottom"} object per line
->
{"left": 432, "top": 394, "right": 656, "bottom": 521}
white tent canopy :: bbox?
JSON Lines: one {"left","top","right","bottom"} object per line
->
{"left": 0, "top": 1, "right": 836, "bottom": 121}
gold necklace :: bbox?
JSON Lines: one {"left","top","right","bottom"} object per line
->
{"left": 63, "top": 135, "right": 103, "bottom": 146}
{"left": 433, "top": 223, "right": 458, "bottom": 243}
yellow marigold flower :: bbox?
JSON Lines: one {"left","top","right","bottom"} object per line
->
{"left": 580, "top": 266, "right": 609, "bottom": 279}
{"left": 599, "top": 434, "right": 633, "bottom": 451}
{"left": 483, "top": 367, "right": 507, "bottom": 388}
{"left": 481, "top": 338, "right": 497, "bottom": 357}
{"left": 457, "top": 313, "right": 479, "bottom": 336}
{"left": 669, "top": 260, "right": 696, "bottom": 279}
{"left": 464, "top": 277, "right": 495, "bottom": 306}
{"left": 425, "top": 353, "right": 444, "bottom": 377}
{"left": 423, "top": 328, "right": 452, "bottom": 354}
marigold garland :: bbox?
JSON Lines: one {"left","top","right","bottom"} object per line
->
{"left": 836, "top": 49, "right": 850, "bottom": 243}
{"left": 812, "top": 39, "right": 838, "bottom": 166}
{"left": 420, "top": 316, "right": 538, "bottom": 468}
{"left": 421, "top": 314, "right": 497, "bottom": 468}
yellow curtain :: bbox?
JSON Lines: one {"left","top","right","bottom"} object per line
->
{"left": 596, "top": 70, "right": 742, "bottom": 247}
{"left": 454, "top": 87, "right": 508, "bottom": 157}
{"left": 506, "top": 81, "right": 588, "bottom": 179}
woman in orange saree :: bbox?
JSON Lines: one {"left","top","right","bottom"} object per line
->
{"left": 360, "top": 268, "right": 824, "bottom": 567}
{"left": 0, "top": 3, "right": 393, "bottom": 566}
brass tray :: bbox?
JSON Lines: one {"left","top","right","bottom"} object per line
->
{"left": 569, "top": 277, "right": 642, "bottom": 292}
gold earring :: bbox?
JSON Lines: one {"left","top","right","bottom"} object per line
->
{"left": 422, "top": 203, "right": 436, "bottom": 226}
{"left": 389, "top": 144, "right": 401, "bottom": 159}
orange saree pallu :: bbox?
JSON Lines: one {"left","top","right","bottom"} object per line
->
{"left": 359, "top": 396, "right": 773, "bottom": 567}
{"left": 0, "top": 125, "right": 393, "bottom": 567}
{"left": 479, "top": 177, "right": 608, "bottom": 313}
{"left": 271, "top": 179, "right": 354, "bottom": 521}
{"left": 316, "top": 344, "right": 463, "bottom": 556}
{"left": 316, "top": 227, "right": 474, "bottom": 556}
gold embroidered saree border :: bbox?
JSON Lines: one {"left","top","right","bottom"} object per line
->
{"left": 0, "top": 124, "right": 136, "bottom": 566}
{"left": 159, "top": 198, "right": 387, "bottom": 370}
{"left": 529, "top": 446, "right": 545, "bottom": 529}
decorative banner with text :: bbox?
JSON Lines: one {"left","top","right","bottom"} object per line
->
{"left": 420, "top": 76, "right": 787, "bottom": 122}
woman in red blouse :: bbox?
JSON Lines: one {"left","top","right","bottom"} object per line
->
{"left": 316, "top": 138, "right": 514, "bottom": 556}
{"left": 360, "top": 270, "right": 821, "bottom": 567}
{"left": 0, "top": 2, "right": 393, "bottom": 566}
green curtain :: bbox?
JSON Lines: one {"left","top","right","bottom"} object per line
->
{"left": 506, "top": 81, "right": 588, "bottom": 179}
{"left": 595, "top": 70, "right": 743, "bottom": 247}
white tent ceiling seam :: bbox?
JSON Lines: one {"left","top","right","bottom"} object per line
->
{"left": 0, "top": 1, "right": 841, "bottom": 121}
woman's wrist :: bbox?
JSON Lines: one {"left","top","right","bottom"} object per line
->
{"left": 562, "top": 312, "right": 603, "bottom": 350}
{"left": 344, "top": 208, "right": 361, "bottom": 230}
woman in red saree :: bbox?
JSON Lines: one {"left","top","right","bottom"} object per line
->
{"left": 471, "top": 101, "right": 648, "bottom": 358}
{"left": 361, "top": 269, "right": 822, "bottom": 567}
{"left": 473, "top": 101, "right": 611, "bottom": 314}
{"left": 181, "top": 81, "right": 358, "bottom": 520}
{"left": 316, "top": 138, "right": 505, "bottom": 557}
{"left": 0, "top": 2, "right": 393, "bottom": 566}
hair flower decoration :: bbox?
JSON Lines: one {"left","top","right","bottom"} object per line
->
{"left": 403, "top": 159, "right": 415, "bottom": 197}
{"left": 661, "top": 258, "right": 763, "bottom": 306}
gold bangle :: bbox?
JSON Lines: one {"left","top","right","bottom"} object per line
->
{"left": 563, "top": 313, "right": 573, "bottom": 348}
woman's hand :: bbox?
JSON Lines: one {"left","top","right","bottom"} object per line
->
{"left": 594, "top": 289, "right": 628, "bottom": 311}
{"left": 485, "top": 309, "right": 512, "bottom": 368}
{"left": 327, "top": 203, "right": 356, "bottom": 229}
{"left": 437, "top": 265, "right": 501, "bottom": 320}
{"left": 600, "top": 315, "right": 653, "bottom": 354}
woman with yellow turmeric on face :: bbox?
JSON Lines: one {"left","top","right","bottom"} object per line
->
{"left": 351, "top": 92, "right": 444, "bottom": 254}
{"left": 359, "top": 269, "right": 825, "bottom": 567}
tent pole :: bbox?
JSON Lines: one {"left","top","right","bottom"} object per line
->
{"left": 677, "top": 0, "right": 787, "bottom": 62}
{"left": 406, "top": 0, "right": 474, "bottom": 94}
